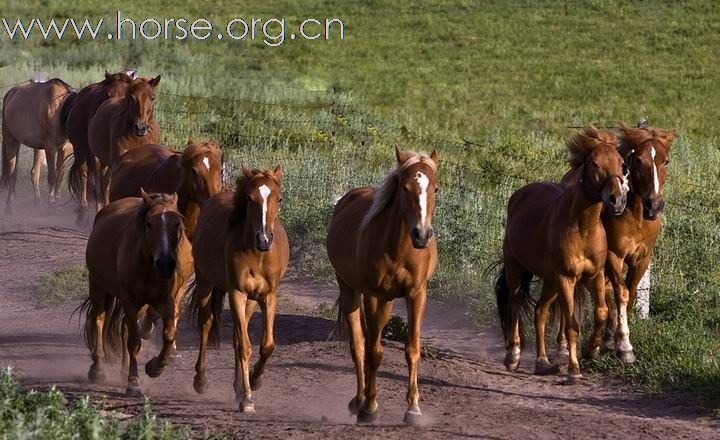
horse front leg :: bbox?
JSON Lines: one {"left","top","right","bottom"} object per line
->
{"left": 44, "top": 147, "right": 58, "bottom": 207}
{"left": 192, "top": 279, "right": 214, "bottom": 394}
{"left": 534, "top": 281, "right": 560, "bottom": 375}
{"left": 30, "top": 149, "right": 45, "bottom": 205}
{"left": 557, "top": 276, "right": 582, "bottom": 380}
{"left": 122, "top": 304, "right": 144, "bottom": 397}
{"left": 337, "top": 277, "right": 365, "bottom": 415}
{"left": 87, "top": 280, "right": 107, "bottom": 384}
{"left": 1, "top": 129, "right": 20, "bottom": 214}
{"left": 229, "top": 289, "right": 254, "bottom": 413}
{"left": 250, "top": 293, "right": 275, "bottom": 390}
{"left": 54, "top": 142, "right": 71, "bottom": 200}
{"left": 581, "top": 273, "right": 609, "bottom": 361}
{"left": 403, "top": 288, "right": 426, "bottom": 425}
{"left": 358, "top": 294, "right": 392, "bottom": 423}
{"left": 144, "top": 297, "right": 177, "bottom": 378}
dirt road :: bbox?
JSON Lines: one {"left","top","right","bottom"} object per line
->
{"left": 0, "top": 199, "right": 716, "bottom": 439}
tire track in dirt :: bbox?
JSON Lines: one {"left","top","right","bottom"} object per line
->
{"left": 0, "top": 201, "right": 717, "bottom": 438}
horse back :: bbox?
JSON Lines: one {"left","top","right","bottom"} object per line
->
{"left": 2, "top": 81, "right": 67, "bottom": 148}
{"left": 109, "top": 144, "right": 179, "bottom": 201}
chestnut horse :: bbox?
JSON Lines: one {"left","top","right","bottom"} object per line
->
{"left": 81, "top": 190, "right": 192, "bottom": 397}
{"left": 190, "top": 166, "right": 288, "bottom": 413}
{"left": 327, "top": 147, "right": 439, "bottom": 424}
{"left": 87, "top": 76, "right": 161, "bottom": 213}
{"left": 494, "top": 127, "right": 627, "bottom": 379}
{"left": 552, "top": 123, "right": 674, "bottom": 363}
{"left": 1, "top": 79, "right": 76, "bottom": 211}
{"left": 66, "top": 71, "right": 136, "bottom": 225}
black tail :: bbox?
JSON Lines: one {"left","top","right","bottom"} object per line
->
{"left": 190, "top": 281, "right": 224, "bottom": 348}
{"left": 60, "top": 92, "right": 77, "bottom": 135}
{"left": 549, "top": 284, "right": 589, "bottom": 333}
{"left": 492, "top": 263, "right": 534, "bottom": 349}
{"left": 77, "top": 295, "right": 124, "bottom": 363}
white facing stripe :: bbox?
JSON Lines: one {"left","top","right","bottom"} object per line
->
{"left": 651, "top": 147, "right": 659, "bottom": 194}
{"left": 203, "top": 157, "right": 210, "bottom": 171}
{"left": 259, "top": 184, "right": 271, "bottom": 240}
{"left": 415, "top": 172, "right": 429, "bottom": 227}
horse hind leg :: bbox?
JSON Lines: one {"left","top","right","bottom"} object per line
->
{"left": 54, "top": 142, "right": 71, "bottom": 201}
{"left": 336, "top": 277, "right": 366, "bottom": 415}
{"left": 1, "top": 121, "right": 20, "bottom": 214}
{"left": 498, "top": 258, "right": 529, "bottom": 372}
{"left": 357, "top": 293, "right": 393, "bottom": 423}
{"left": 30, "top": 149, "right": 45, "bottom": 206}
{"left": 192, "top": 279, "right": 215, "bottom": 394}
{"left": 249, "top": 292, "right": 277, "bottom": 391}
{"left": 534, "top": 281, "right": 561, "bottom": 375}
{"left": 86, "top": 280, "right": 107, "bottom": 384}
{"left": 44, "top": 146, "right": 58, "bottom": 207}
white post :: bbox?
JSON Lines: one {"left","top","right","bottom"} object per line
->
{"left": 635, "top": 263, "right": 651, "bottom": 319}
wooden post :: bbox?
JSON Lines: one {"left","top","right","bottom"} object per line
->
{"left": 635, "top": 263, "right": 651, "bottom": 319}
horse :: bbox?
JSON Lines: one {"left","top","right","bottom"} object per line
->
{"left": 109, "top": 140, "right": 223, "bottom": 240}
{"left": 190, "top": 165, "right": 288, "bottom": 413}
{"left": 327, "top": 147, "right": 439, "bottom": 424}
{"left": 494, "top": 126, "right": 627, "bottom": 379}
{"left": 87, "top": 75, "right": 161, "bottom": 215}
{"left": 81, "top": 190, "right": 192, "bottom": 397}
{"left": 66, "top": 71, "right": 136, "bottom": 225}
{"left": 0, "top": 79, "right": 77, "bottom": 212}
{"left": 551, "top": 123, "right": 675, "bottom": 363}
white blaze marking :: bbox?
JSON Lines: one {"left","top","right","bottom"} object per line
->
{"left": 651, "top": 147, "right": 659, "bottom": 194}
{"left": 415, "top": 172, "right": 429, "bottom": 227}
{"left": 203, "top": 157, "right": 210, "bottom": 171}
{"left": 159, "top": 212, "right": 170, "bottom": 254}
{"left": 259, "top": 184, "right": 271, "bottom": 240}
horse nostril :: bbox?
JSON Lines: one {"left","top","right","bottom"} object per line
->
{"left": 609, "top": 194, "right": 617, "bottom": 205}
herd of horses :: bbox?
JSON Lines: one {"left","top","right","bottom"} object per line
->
{"left": 0, "top": 70, "right": 674, "bottom": 425}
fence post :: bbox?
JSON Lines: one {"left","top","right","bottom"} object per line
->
{"left": 635, "top": 263, "right": 651, "bottom": 319}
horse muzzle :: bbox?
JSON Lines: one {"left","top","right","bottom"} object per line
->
{"left": 134, "top": 122, "right": 150, "bottom": 137}
{"left": 255, "top": 232, "right": 273, "bottom": 252}
{"left": 643, "top": 197, "right": 665, "bottom": 220}
{"left": 154, "top": 257, "right": 176, "bottom": 279}
{"left": 604, "top": 193, "right": 627, "bottom": 216}
{"left": 410, "top": 227, "right": 434, "bottom": 249}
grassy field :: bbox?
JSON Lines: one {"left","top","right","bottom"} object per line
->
{"left": 2, "top": 0, "right": 720, "bottom": 414}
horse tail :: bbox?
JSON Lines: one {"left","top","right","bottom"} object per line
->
{"left": 0, "top": 93, "right": 14, "bottom": 191}
{"left": 60, "top": 92, "right": 77, "bottom": 134}
{"left": 549, "top": 284, "right": 589, "bottom": 337}
{"left": 333, "top": 297, "right": 347, "bottom": 344}
{"left": 491, "top": 261, "right": 534, "bottom": 348}
{"left": 77, "top": 295, "right": 123, "bottom": 363}
{"left": 67, "top": 151, "right": 87, "bottom": 201}
{"left": 190, "top": 280, "right": 224, "bottom": 348}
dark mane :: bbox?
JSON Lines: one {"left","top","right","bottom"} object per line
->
{"left": 618, "top": 123, "right": 676, "bottom": 157}
{"left": 100, "top": 72, "right": 133, "bottom": 87}
{"left": 567, "top": 126, "right": 617, "bottom": 167}
{"left": 137, "top": 193, "right": 183, "bottom": 222}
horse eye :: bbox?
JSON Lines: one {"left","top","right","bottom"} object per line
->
{"left": 591, "top": 162, "right": 600, "bottom": 169}
{"left": 665, "top": 159, "right": 670, "bottom": 165}
{"left": 435, "top": 186, "right": 439, "bottom": 193}
{"left": 279, "top": 197, "right": 284, "bottom": 203}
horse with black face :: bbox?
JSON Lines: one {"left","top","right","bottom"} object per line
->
{"left": 82, "top": 190, "right": 192, "bottom": 397}
{"left": 494, "top": 126, "right": 627, "bottom": 380}
{"left": 327, "top": 147, "right": 439, "bottom": 425}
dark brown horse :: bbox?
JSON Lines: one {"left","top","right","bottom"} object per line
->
{"left": 1, "top": 79, "right": 76, "bottom": 211}
{"left": 66, "top": 71, "right": 136, "bottom": 225}
{"left": 327, "top": 147, "right": 439, "bottom": 424}
{"left": 87, "top": 76, "right": 161, "bottom": 213}
{"left": 494, "top": 127, "right": 627, "bottom": 379}
{"left": 110, "top": 140, "right": 223, "bottom": 240}
{"left": 191, "top": 166, "right": 288, "bottom": 413}
{"left": 82, "top": 190, "right": 192, "bottom": 397}
{"left": 552, "top": 123, "right": 674, "bottom": 363}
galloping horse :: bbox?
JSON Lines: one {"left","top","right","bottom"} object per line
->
{"left": 191, "top": 166, "right": 288, "bottom": 413}
{"left": 66, "top": 71, "right": 136, "bottom": 225}
{"left": 87, "top": 76, "right": 161, "bottom": 213}
{"left": 494, "top": 127, "right": 627, "bottom": 379}
{"left": 1, "top": 79, "right": 76, "bottom": 211}
{"left": 327, "top": 147, "right": 439, "bottom": 424}
{"left": 109, "top": 140, "right": 223, "bottom": 240}
{"left": 82, "top": 190, "right": 192, "bottom": 397}
{"left": 552, "top": 123, "right": 674, "bottom": 362}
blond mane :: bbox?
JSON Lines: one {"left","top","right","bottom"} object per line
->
{"left": 618, "top": 123, "right": 675, "bottom": 157}
{"left": 567, "top": 126, "right": 618, "bottom": 168}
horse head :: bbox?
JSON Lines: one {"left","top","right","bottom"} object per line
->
{"left": 232, "top": 166, "right": 284, "bottom": 252}
{"left": 126, "top": 75, "right": 160, "bottom": 137}
{"left": 395, "top": 147, "right": 439, "bottom": 249}
{"left": 181, "top": 139, "right": 223, "bottom": 205}
{"left": 139, "top": 189, "right": 185, "bottom": 279}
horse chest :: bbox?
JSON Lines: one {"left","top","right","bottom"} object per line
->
{"left": 238, "top": 270, "right": 270, "bottom": 298}
{"left": 373, "top": 259, "right": 414, "bottom": 293}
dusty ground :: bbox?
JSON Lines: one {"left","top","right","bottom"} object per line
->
{"left": 0, "top": 191, "right": 717, "bottom": 439}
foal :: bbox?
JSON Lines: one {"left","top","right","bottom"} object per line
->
{"left": 327, "top": 147, "right": 439, "bottom": 424}
{"left": 191, "top": 166, "right": 288, "bottom": 413}
{"left": 495, "top": 127, "right": 627, "bottom": 378}
{"left": 82, "top": 190, "right": 192, "bottom": 397}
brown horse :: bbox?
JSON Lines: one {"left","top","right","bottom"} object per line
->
{"left": 66, "top": 71, "right": 136, "bottom": 225}
{"left": 190, "top": 165, "right": 288, "bottom": 413}
{"left": 1, "top": 79, "right": 76, "bottom": 211}
{"left": 110, "top": 140, "right": 223, "bottom": 240}
{"left": 87, "top": 76, "right": 161, "bottom": 213}
{"left": 82, "top": 190, "right": 192, "bottom": 397}
{"left": 494, "top": 127, "right": 627, "bottom": 379}
{"left": 327, "top": 147, "right": 439, "bottom": 424}
{"left": 552, "top": 123, "right": 674, "bottom": 362}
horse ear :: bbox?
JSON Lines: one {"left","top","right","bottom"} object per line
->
{"left": 395, "top": 145, "right": 410, "bottom": 164}
{"left": 241, "top": 165, "right": 253, "bottom": 178}
{"left": 104, "top": 71, "right": 112, "bottom": 79}
{"left": 186, "top": 137, "right": 195, "bottom": 147}
{"left": 170, "top": 193, "right": 179, "bottom": 205}
{"left": 149, "top": 75, "right": 161, "bottom": 88}
{"left": 273, "top": 165, "right": 284, "bottom": 180}
{"left": 660, "top": 129, "right": 676, "bottom": 146}
{"left": 140, "top": 187, "right": 152, "bottom": 203}
{"left": 430, "top": 150, "right": 439, "bottom": 165}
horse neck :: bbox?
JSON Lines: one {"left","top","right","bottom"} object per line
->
{"left": 371, "top": 188, "right": 413, "bottom": 258}
{"left": 567, "top": 183, "right": 604, "bottom": 231}
{"left": 177, "top": 192, "right": 201, "bottom": 241}
{"left": 127, "top": 213, "right": 153, "bottom": 269}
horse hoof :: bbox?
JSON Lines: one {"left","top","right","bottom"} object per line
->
{"left": 249, "top": 373, "right": 262, "bottom": 391}
{"left": 603, "top": 338, "right": 616, "bottom": 352}
{"left": 556, "top": 346, "right": 570, "bottom": 358}
{"left": 582, "top": 343, "right": 600, "bottom": 360}
{"left": 564, "top": 369, "right": 583, "bottom": 384}
{"left": 144, "top": 357, "right": 164, "bottom": 378}
{"left": 126, "top": 384, "right": 144, "bottom": 398}
{"left": 357, "top": 408, "right": 377, "bottom": 424}
{"left": 616, "top": 349, "right": 636, "bottom": 364}
{"left": 503, "top": 351, "right": 520, "bottom": 371}
{"left": 403, "top": 408, "right": 423, "bottom": 425}
{"left": 138, "top": 322, "right": 154, "bottom": 340}
{"left": 88, "top": 365, "right": 106, "bottom": 384}
{"left": 193, "top": 374, "right": 208, "bottom": 394}
{"left": 240, "top": 400, "right": 255, "bottom": 414}
{"left": 348, "top": 397, "right": 364, "bottom": 415}
{"left": 534, "top": 358, "right": 559, "bottom": 376}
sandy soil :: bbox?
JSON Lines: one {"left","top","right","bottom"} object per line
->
{"left": 0, "top": 194, "right": 717, "bottom": 439}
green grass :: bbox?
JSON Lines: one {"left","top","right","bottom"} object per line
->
{"left": 1, "top": 0, "right": 720, "bottom": 411}
{"left": 0, "top": 368, "right": 187, "bottom": 438}
{"left": 36, "top": 265, "right": 87, "bottom": 306}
